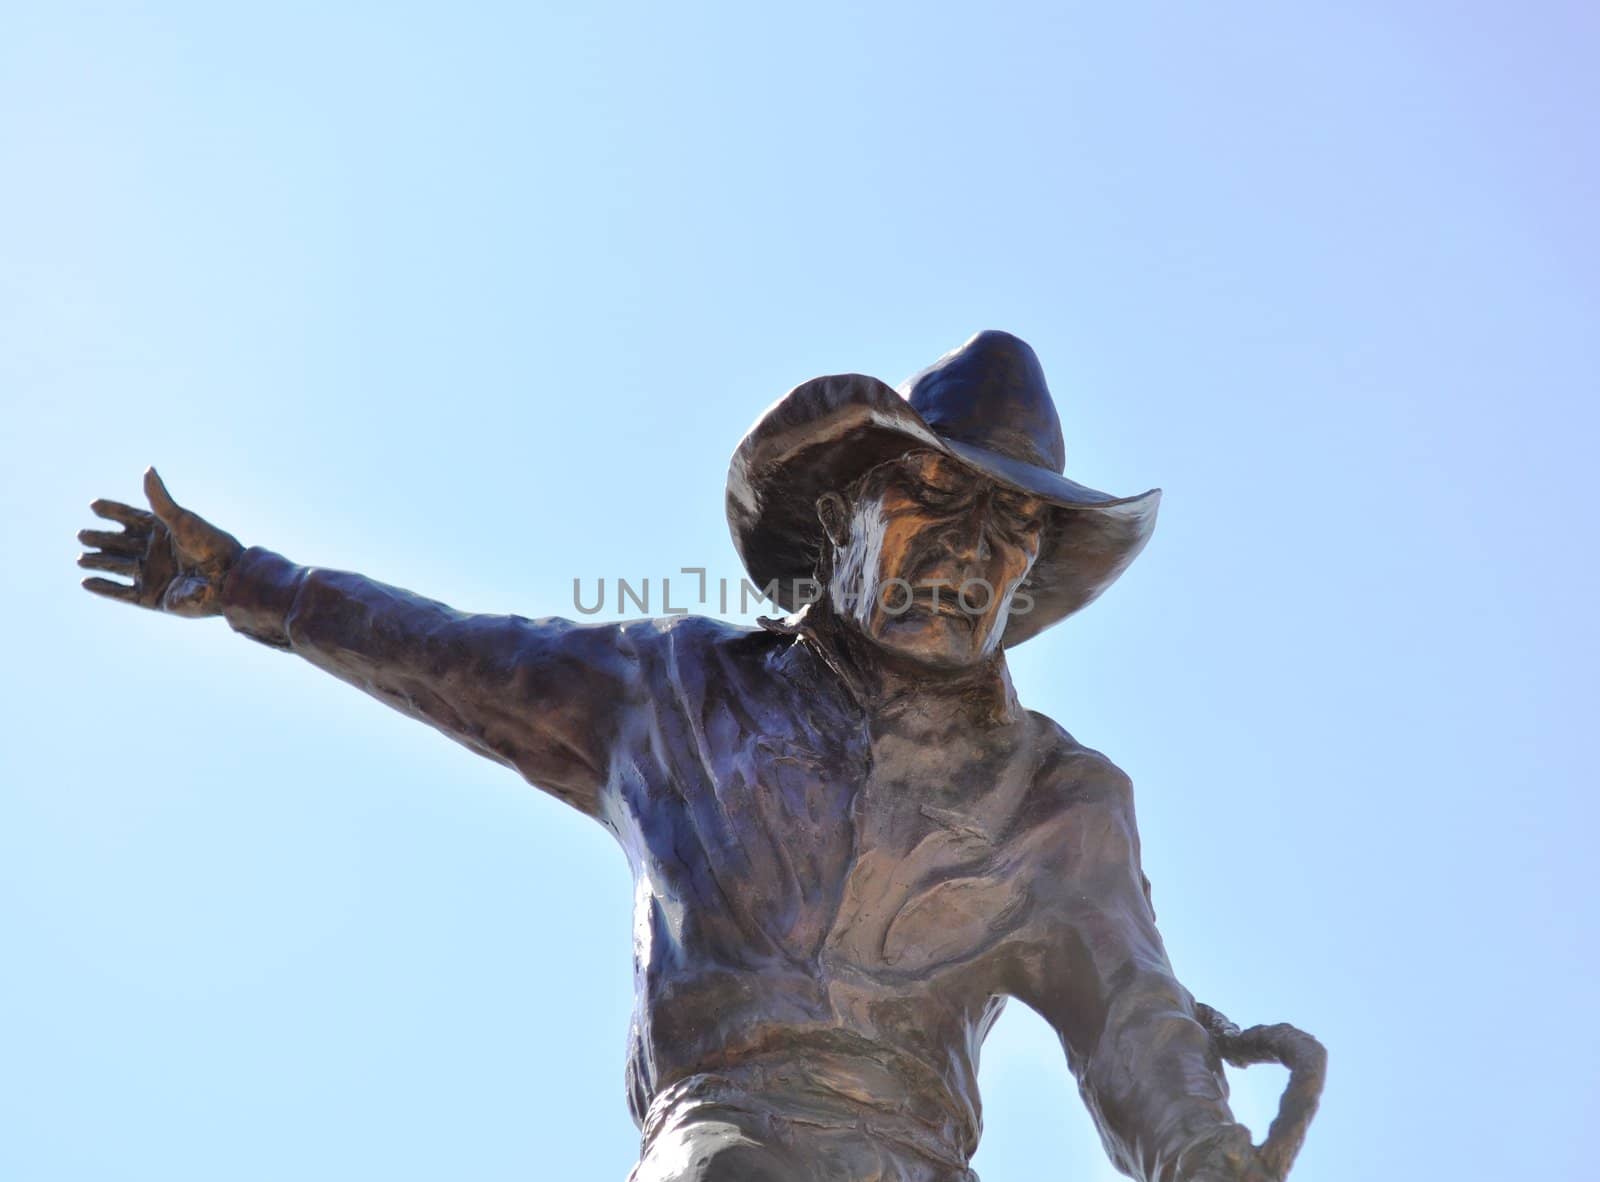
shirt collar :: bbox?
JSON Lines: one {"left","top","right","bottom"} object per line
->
{"left": 761, "top": 602, "right": 1021, "bottom": 727}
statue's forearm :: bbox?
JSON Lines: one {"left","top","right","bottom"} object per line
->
{"left": 1080, "top": 971, "right": 1242, "bottom": 1182}
{"left": 220, "top": 546, "right": 631, "bottom": 818}
{"left": 1028, "top": 774, "right": 1246, "bottom": 1182}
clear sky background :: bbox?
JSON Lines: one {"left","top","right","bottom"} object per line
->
{"left": 3, "top": 4, "right": 1596, "bottom": 1179}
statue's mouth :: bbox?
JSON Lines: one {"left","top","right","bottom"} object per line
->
{"left": 904, "top": 588, "right": 979, "bottom": 627}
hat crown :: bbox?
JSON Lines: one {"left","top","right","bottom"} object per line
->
{"left": 901, "top": 330, "right": 1067, "bottom": 474}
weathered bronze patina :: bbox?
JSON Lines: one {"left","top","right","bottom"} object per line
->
{"left": 80, "top": 332, "right": 1323, "bottom": 1181}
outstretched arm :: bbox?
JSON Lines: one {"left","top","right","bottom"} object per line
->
{"left": 79, "top": 470, "right": 636, "bottom": 820}
{"left": 1015, "top": 756, "right": 1267, "bottom": 1182}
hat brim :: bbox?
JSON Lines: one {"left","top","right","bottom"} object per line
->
{"left": 726, "top": 374, "right": 1160, "bottom": 647}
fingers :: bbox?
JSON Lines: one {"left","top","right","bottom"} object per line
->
{"left": 78, "top": 551, "right": 139, "bottom": 576}
{"left": 82, "top": 576, "right": 138, "bottom": 603}
{"left": 91, "top": 498, "right": 154, "bottom": 529}
{"left": 78, "top": 527, "right": 147, "bottom": 556}
{"left": 143, "top": 467, "right": 183, "bottom": 528}
{"left": 81, "top": 495, "right": 154, "bottom": 606}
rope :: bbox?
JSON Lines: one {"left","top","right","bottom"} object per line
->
{"left": 1194, "top": 1003, "right": 1327, "bottom": 1180}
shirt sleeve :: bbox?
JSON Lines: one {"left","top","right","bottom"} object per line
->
{"left": 220, "top": 545, "right": 640, "bottom": 820}
{"left": 1016, "top": 754, "right": 1245, "bottom": 1182}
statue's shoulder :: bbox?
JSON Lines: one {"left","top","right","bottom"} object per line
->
{"left": 611, "top": 613, "right": 786, "bottom": 672}
{"left": 1019, "top": 711, "right": 1136, "bottom": 820}
{"left": 615, "top": 612, "right": 759, "bottom": 643}
{"left": 1013, "top": 715, "right": 1147, "bottom": 904}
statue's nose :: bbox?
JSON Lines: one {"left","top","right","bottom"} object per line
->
{"left": 942, "top": 499, "right": 993, "bottom": 566}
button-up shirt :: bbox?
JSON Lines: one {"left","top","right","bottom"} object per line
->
{"left": 221, "top": 546, "right": 1238, "bottom": 1181}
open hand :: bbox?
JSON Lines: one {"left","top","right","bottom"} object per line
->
{"left": 78, "top": 467, "right": 244, "bottom": 617}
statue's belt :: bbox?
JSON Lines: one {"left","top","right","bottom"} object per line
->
{"left": 640, "top": 1053, "right": 974, "bottom": 1173}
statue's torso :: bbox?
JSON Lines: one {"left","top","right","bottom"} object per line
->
{"left": 607, "top": 619, "right": 1073, "bottom": 1163}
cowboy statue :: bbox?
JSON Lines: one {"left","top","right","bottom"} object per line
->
{"left": 79, "top": 332, "right": 1323, "bottom": 1181}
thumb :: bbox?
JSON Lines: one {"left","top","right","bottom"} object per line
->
{"left": 143, "top": 466, "right": 183, "bottom": 529}
{"left": 143, "top": 465, "right": 231, "bottom": 562}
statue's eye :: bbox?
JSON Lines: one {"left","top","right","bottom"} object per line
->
{"left": 914, "top": 485, "right": 967, "bottom": 512}
{"left": 995, "top": 497, "right": 1045, "bottom": 535}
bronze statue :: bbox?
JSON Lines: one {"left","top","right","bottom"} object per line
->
{"left": 80, "top": 332, "right": 1323, "bottom": 1181}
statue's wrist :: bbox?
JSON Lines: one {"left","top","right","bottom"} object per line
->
{"left": 220, "top": 546, "right": 306, "bottom": 649}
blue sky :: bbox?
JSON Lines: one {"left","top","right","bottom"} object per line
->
{"left": 2, "top": 3, "right": 1595, "bottom": 1179}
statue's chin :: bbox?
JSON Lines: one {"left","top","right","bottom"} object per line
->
{"left": 863, "top": 609, "right": 999, "bottom": 672}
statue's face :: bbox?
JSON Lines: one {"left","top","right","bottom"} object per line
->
{"left": 821, "top": 451, "right": 1047, "bottom": 669}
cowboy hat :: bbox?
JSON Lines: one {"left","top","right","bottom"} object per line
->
{"left": 725, "top": 330, "right": 1161, "bottom": 646}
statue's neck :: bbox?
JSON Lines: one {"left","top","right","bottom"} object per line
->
{"left": 774, "top": 600, "right": 1021, "bottom": 727}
